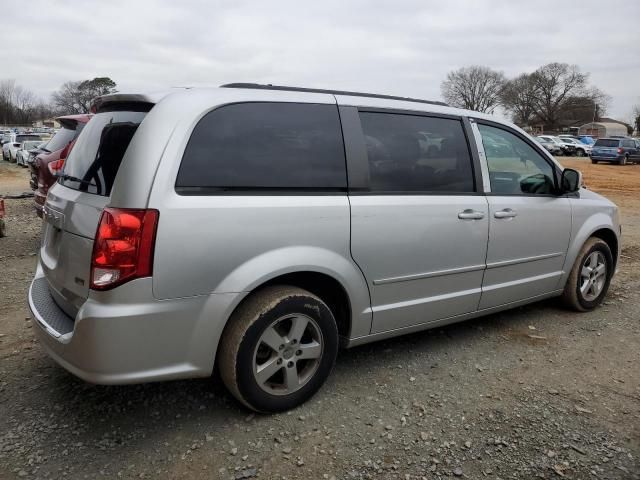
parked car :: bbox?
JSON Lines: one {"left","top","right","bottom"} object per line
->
{"left": 16, "top": 140, "right": 42, "bottom": 166}
{"left": 30, "top": 114, "right": 91, "bottom": 216}
{"left": 538, "top": 135, "right": 575, "bottom": 155}
{"left": 590, "top": 137, "right": 640, "bottom": 165}
{"left": 0, "top": 130, "right": 12, "bottom": 144}
{"left": 29, "top": 85, "right": 620, "bottom": 413}
{"left": 3, "top": 133, "right": 42, "bottom": 162}
{"left": 561, "top": 138, "right": 592, "bottom": 157}
{"left": 535, "top": 136, "right": 562, "bottom": 155}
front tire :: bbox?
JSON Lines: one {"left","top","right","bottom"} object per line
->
{"left": 576, "top": 149, "right": 585, "bottom": 157}
{"left": 562, "top": 237, "right": 613, "bottom": 311}
{"left": 219, "top": 286, "right": 339, "bottom": 413}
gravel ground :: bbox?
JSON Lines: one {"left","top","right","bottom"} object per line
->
{"left": 0, "top": 159, "right": 639, "bottom": 479}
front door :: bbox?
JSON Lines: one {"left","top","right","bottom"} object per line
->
{"left": 475, "top": 122, "right": 572, "bottom": 309}
{"left": 348, "top": 109, "right": 489, "bottom": 334}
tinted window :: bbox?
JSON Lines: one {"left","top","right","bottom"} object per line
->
{"left": 176, "top": 103, "right": 346, "bottom": 191}
{"left": 16, "top": 134, "right": 41, "bottom": 143}
{"left": 358, "top": 112, "right": 474, "bottom": 193}
{"left": 478, "top": 124, "right": 556, "bottom": 195}
{"left": 594, "top": 139, "right": 619, "bottom": 147}
{"left": 61, "top": 111, "right": 146, "bottom": 196}
{"left": 44, "top": 126, "right": 77, "bottom": 152}
{"left": 622, "top": 140, "right": 634, "bottom": 148}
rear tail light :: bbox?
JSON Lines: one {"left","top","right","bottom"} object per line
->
{"left": 90, "top": 208, "right": 159, "bottom": 290}
{"left": 617, "top": 147, "right": 623, "bottom": 154}
{"left": 48, "top": 159, "right": 64, "bottom": 176}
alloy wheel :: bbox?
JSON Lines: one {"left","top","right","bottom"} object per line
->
{"left": 252, "top": 314, "right": 323, "bottom": 396}
{"left": 580, "top": 251, "right": 607, "bottom": 302}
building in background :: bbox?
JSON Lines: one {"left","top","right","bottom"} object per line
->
{"left": 578, "top": 120, "right": 628, "bottom": 138}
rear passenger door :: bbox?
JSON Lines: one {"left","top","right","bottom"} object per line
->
{"left": 343, "top": 107, "right": 489, "bottom": 334}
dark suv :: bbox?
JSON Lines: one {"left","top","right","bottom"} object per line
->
{"left": 591, "top": 137, "right": 640, "bottom": 165}
{"left": 30, "top": 114, "right": 92, "bottom": 216}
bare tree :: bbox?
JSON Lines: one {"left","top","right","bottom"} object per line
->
{"left": 530, "top": 63, "right": 591, "bottom": 130}
{"left": 0, "top": 79, "right": 17, "bottom": 125}
{"left": 633, "top": 104, "right": 640, "bottom": 134}
{"left": 52, "top": 77, "right": 117, "bottom": 114}
{"left": 12, "top": 86, "right": 38, "bottom": 124}
{"left": 500, "top": 73, "right": 539, "bottom": 126}
{"left": 440, "top": 66, "right": 506, "bottom": 113}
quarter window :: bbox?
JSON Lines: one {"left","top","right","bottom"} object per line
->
{"left": 176, "top": 102, "right": 347, "bottom": 191}
{"left": 478, "top": 124, "right": 556, "bottom": 195}
{"left": 358, "top": 112, "right": 475, "bottom": 193}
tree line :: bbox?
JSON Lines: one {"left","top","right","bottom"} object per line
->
{"left": 0, "top": 77, "right": 117, "bottom": 126}
{"left": 3, "top": 71, "right": 638, "bottom": 133}
{"left": 441, "top": 63, "right": 613, "bottom": 131}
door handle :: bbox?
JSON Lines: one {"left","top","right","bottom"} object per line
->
{"left": 494, "top": 208, "right": 517, "bottom": 219}
{"left": 458, "top": 209, "right": 485, "bottom": 220}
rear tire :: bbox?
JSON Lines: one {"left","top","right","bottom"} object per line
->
{"left": 562, "top": 237, "right": 613, "bottom": 312}
{"left": 218, "top": 285, "right": 339, "bottom": 413}
{"left": 591, "top": 159, "right": 598, "bottom": 164}
{"left": 620, "top": 155, "right": 628, "bottom": 166}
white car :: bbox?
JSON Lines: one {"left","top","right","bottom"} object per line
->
{"left": 538, "top": 135, "right": 575, "bottom": 156}
{"left": 561, "top": 138, "right": 592, "bottom": 157}
{"left": 16, "top": 140, "right": 43, "bottom": 167}
{"left": 3, "top": 134, "right": 42, "bottom": 162}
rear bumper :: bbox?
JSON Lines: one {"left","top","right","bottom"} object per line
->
{"left": 29, "top": 264, "right": 243, "bottom": 384}
{"left": 590, "top": 155, "right": 622, "bottom": 162}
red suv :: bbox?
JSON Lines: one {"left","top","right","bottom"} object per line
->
{"left": 30, "top": 114, "right": 92, "bottom": 216}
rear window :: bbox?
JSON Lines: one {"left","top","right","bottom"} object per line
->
{"left": 61, "top": 111, "right": 146, "bottom": 196}
{"left": 16, "top": 134, "right": 41, "bottom": 143}
{"left": 594, "top": 139, "right": 619, "bottom": 147}
{"left": 43, "top": 127, "right": 77, "bottom": 152}
{"left": 176, "top": 102, "right": 346, "bottom": 192}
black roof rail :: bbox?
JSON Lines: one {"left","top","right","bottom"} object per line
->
{"left": 220, "top": 83, "right": 448, "bottom": 107}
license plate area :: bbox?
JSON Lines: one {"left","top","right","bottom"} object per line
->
{"left": 41, "top": 205, "right": 65, "bottom": 266}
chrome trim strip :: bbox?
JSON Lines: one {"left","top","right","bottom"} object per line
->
{"left": 373, "top": 264, "right": 486, "bottom": 285}
{"left": 368, "top": 287, "right": 481, "bottom": 313}
{"left": 486, "top": 252, "right": 564, "bottom": 269}
{"left": 481, "top": 270, "right": 563, "bottom": 292}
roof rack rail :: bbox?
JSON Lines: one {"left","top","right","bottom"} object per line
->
{"left": 220, "top": 83, "right": 448, "bottom": 107}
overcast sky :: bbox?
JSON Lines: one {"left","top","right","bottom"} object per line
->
{"left": 4, "top": 0, "right": 639, "bottom": 121}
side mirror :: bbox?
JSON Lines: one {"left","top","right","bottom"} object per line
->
{"left": 561, "top": 168, "right": 582, "bottom": 193}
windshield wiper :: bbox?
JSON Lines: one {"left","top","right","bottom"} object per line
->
{"left": 57, "top": 174, "right": 96, "bottom": 187}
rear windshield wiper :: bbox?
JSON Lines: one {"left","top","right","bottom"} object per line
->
{"left": 56, "top": 174, "right": 96, "bottom": 187}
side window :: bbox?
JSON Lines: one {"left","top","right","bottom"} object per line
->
{"left": 478, "top": 124, "right": 556, "bottom": 195}
{"left": 358, "top": 112, "right": 475, "bottom": 193}
{"left": 622, "top": 139, "right": 634, "bottom": 148}
{"left": 176, "top": 102, "right": 346, "bottom": 191}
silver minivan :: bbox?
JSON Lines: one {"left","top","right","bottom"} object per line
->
{"left": 29, "top": 84, "right": 620, "bottom": 412}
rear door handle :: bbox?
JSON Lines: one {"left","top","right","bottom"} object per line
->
{"left": 458, "top": 209, "right": 485, "bottom": 220}
{"left": 494, "top": 208, "right": 517, "bottom": 219}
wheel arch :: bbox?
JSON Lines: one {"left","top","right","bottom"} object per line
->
{"left": 590, "top": 227, "right": 619, "bottom": 270}
{"left": 212, "top": 246, "right": 372, "bottom": 340}
{"left": 559, "top": 219, "right": 620, "bottom": 289}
